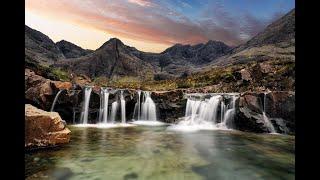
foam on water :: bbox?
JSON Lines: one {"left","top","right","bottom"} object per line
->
{"left": 131, "top": 120, "right": 167, "bottom": 126}
{"left": 72, "top": 123, "right": 136, "bottom": 128}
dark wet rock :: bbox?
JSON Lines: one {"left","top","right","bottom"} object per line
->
{"left": 153, "top": 149, "right": 160, "bottom": 154}
{"left": 50, "top": 167, "right": 74, "bottom": 180}
{"left": 234, "top": 91, "right": 295, "bottom": 134}
{"left": 152, "top": 90, "right": 186, "bottom": 123}
{"left": 123, "top": 172, "right": 138, "bottom": 180}
{"left": 265, "top": 91, "right": 295, "bottom": 133}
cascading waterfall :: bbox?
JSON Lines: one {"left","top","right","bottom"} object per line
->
{"left": 169, "top": 93, "right": 238, "bottom": 131}
{"left": 120, "top": 90, "right": 126, "bottom": 123}
{"left": 110, "top": 101, "right": 118, "bottom": 123}
{"left": 220, "top": 100, "right": 226, "bottom": 124}
{"left": 131, "top": 91, "right": 165, "bottom": 126}
{"left": 50, "top": 89, "right": 64, "bottom": 112}
{"left": 262, "top": 92, "right": 276, "bottom": 133}
{"left": 98, "top": 88, "right": 110, "bottom": 124}
{"left": 141, "top": 91, "right": 157, "bottom": 121}
{"left": 184, "top": 95, "right": 221, "bottom": 125}
{"left": 220, "top": 95, "right": 238, "bottom": 128}
{"left": 133, "top": 90, "right": 142, "bottom": 120}
{"left": 80, "top": 86, "right": 92, "bottom": 124}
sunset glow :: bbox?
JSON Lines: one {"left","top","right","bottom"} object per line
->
{"left": 25, "top": 0, "right": 294, "bottom": 52}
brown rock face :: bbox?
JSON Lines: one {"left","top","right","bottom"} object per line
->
{"left": 51, "top": 81, "right": 73, "bottom": 90}
{"left": 25, "top": 104, "right": 71, "bottom": 148}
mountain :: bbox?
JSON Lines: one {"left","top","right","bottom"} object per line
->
{"left": 56, "top": 40, "right": 93, "bottom": 58}
{"left": 236, "top": 9, "right": 295, "bottom": 51}
{"left": 210, "top": 9, "right": 295, "bottom": 67}
{"left": 54, "top": 38, "right": 155, "bottom": 80}
{"left": 25, "top": 25, "right": 65, "bottom": 65}
{"left": 25, "top": 8, "right": 295, "bottom": 81}
{"left": 162, "top": 40, "right": 232, "bottom": 65}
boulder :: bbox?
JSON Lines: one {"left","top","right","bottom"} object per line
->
{"left": 25, "top": 104, "right": 71, "bottom": 149}
{"left": 152, "top": 90, "right": 186, "bottom": 123}
{"left": 240, "top": 68, "right": 252, "bottom": 81}
{"left": 234, "top": 91, "right": 295, "bottom": 134}
{"left": 51, "top": 81, "right": 72, "bottom": 90}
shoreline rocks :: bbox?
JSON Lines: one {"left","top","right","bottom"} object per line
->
{"left": 25, "top": 69, "right": 295, "bottom": 134}
{"left": 25, "top": 104, "right": 71, "bottom": 149}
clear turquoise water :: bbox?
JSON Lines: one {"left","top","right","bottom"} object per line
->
{"left": 25, "top": 125, "right": 295, "bottom": 180}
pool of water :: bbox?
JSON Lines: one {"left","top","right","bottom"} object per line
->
{"left": 25, "top": 125, "right": 295, "bottom": 180}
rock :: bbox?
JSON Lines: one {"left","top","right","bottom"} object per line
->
{"left": 152, "top": 90, "right": 186, "bottom": 123}
{"left": 25, "top": 80, "right": 53, "bottom": 110}
{"left": 51, "top": 81, "right": 72, "bottom": 90}
{"left": 259, "top": 62, "right": 275, "bottom": 73}
{"left": 240, "top": 69, "right": 252, "bottom": 81}
{"left": 234, "top": 91, "right": 295, "bottom": 134}
{"left": 25, "top": 104, "right": 71, "bottom": 148}
{"left": 239, "top": 92, "right": 263, "bottom": 114}
{"left": 265, "top": 91, "right": 295, "bottom": 134}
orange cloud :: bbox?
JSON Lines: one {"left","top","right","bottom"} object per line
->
{"left": 26, "top": 0, "right": 276, "bottom": 52}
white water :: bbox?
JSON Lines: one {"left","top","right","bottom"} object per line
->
{"left": 169, "top": 94, "right": 238, "bottom": 131}
{"left": 141, "top": 91, "right": 157, "bottom": 121}
{"left": 218, "top": 95, "right": 237, "bottom": 129}
{"left": 98, "top": 88, "right": 110, "bottom": 124}
{"left": 132, "top": 91, "right": 163, "bottom": 126}
{"left": 50, "top": 89, "right": 64, "bottom": 112}
{"left": 262, "top": 92, "right": 277, "bottom": 133}
{"left": 80, "top": 87, "right": 92, "bottom": 124}
{"left": 73, "top": 123, "right": 136, "bottom": 129}
{"left": 110, "top": 101, "right": 118, "bottom": 123}
{"left": 133, "top": 90, "right": 141, "bottom": 120}
{"left": 120, "top": 90, "right": 126, "bottom": 123}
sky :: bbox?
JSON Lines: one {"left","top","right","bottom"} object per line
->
{"left": 25, "top": 0, "right": 295, "bottom": 53}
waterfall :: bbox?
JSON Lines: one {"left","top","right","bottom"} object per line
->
{"left": 220, "top": 95, "right": 238, "bottom": 128}
{"left": 262, "top": 92, "right": 276, "bottom": 133}
{"left": 220, "top": 100, "right": 226, "bottom": 123}
{"left": 133, "top": 90, "right": 142, "bottom": 120}
{"left": 80, "top": 86, "right": 92, "bottom": 124}
{"left": 169, "top": 93, "right": 239, "bottom": 131}
{"left": 120, "top": 90, "right": 126, "bottom": 123}
{"left": 98, "top": 88, "right": 110, "bottom": 124}
{"left": 110, "top": 101, "right": 118, "bottom": 123}
{"left": 184, "top": 95, "right": 221, "bottom": 125}
{"left": 141, "top": 91, "right": 157, "bottom": 121}
{"left": 50, "top": 89, "right": 64, "bottom": 112}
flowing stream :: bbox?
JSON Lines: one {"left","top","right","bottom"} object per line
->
{"left": 120, "top": 90, "right": 126, "bottom": 123}
{"left": 98, "top": 88, "right": 110, "bottom": 124}
{"left": 80, "top": 86, "right": 92, "bottom": 124}
{"left": 50, "top": 89, "right": 64, "bottom": 112}
{"left": 262, "top": 92, "right": 277, "bottom": 133}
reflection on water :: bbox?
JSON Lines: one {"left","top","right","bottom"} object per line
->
{"left": 25, "top": 126, "right": 295, "bottom": 180}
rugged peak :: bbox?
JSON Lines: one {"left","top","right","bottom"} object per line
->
{"left": 98, "top": 37, "right": 125, "bottom": 50}
{"left": 56, "top": 40, "right": 92, "bottom": 58}
{"left": 206, "top": 40, "right": 224, "bottom": 45}
{"left": 106, "top": 38, "right": 124, "bottom": 45}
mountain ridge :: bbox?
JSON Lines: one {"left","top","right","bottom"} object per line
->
{"left": 25, "top": 8, "right": 295, "bottom": 81}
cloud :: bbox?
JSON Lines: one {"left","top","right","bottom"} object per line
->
{"left": 127, "top": 0, "right": 154, "bottom": 7}
{"left": 26, "top": 0, "right": 284, "bottom": 51}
